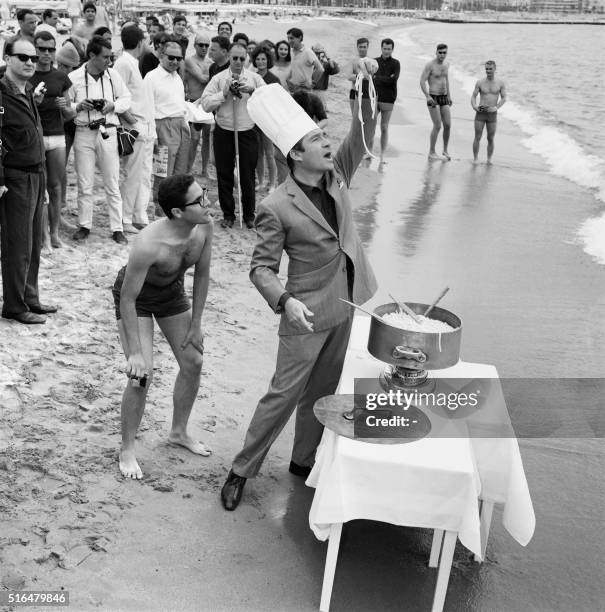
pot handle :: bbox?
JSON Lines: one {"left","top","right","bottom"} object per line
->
{"left": 392, "top": 345, "right": 427, "bottom": 363}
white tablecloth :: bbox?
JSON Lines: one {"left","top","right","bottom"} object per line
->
{"left": 307, "top": 315, "right": 535, "bottom": 556}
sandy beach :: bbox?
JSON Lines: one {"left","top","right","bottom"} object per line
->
{"left": 2, "top": 15, "right": 604, "bottom": 612}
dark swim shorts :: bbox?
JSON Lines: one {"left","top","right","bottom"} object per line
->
{"left": 112, "top": 266, "right": 190, "bottom": 320}
{"left": 429, "top": 94, "right": 450, "bottom": 107}
{"left": 475, "top": 110, "right": 497, "bottom": 124}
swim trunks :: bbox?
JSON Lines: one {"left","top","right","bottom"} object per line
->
{"left": 429, "top": 94, "right": 450, "bottom": 107}
{"left": 475, "top": 110, "right": 497, "bottom": 123}
{"left": 112, "top": 266, "right": 190, "bottom": 320}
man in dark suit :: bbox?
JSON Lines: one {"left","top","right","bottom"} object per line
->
{"left": 0, "top": 39, "right": 57, "bottom": 324}
{"left": 221, "top": 85, "right": 378, "bottom": 510}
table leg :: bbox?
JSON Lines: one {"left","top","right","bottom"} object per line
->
{"left": 319, "top": 522, "right": 343, "bottom": 612}
{"left": 431, "top": 530, "right": 457, "bottom": 612}
{"left": 474, "top": 499, "right": 494, "bottom": 563}
{"left": 429, "top": 529, "right": 444, "bottom": 568}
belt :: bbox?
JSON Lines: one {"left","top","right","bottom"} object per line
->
{"left": 76, "top": 124, "right": 118, "bottom": 129}
{"left": 3, "top": 163, "right": 44, "bottom": 176}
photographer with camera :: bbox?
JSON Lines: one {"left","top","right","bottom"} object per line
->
{"left": 69, "top": 35, "right": 132, "bottom": 244}
{"left": 201, "top": 43, "right": 265, "bottom": 229}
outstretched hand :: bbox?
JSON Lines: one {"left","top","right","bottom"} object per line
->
{"left": 182, "top": 326, "right": 204, "bottom": 355}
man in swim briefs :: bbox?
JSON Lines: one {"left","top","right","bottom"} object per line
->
{"left": 113, "top": 174, "right": 213, "bottom": 479}
{"left": 420, "top": 43, "right": 452, "bottom": 161}
{"left": 471, "top": 60, "right": 507, "bottom": 164}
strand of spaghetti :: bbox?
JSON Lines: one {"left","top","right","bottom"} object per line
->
{"left": 355, "top": 69, "right": 378, "bottom": 159}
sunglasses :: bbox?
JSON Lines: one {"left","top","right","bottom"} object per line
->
{"left": 231, "top": 56, "right": 246, "bottom": 61}
{"left": 196, "top": 43, "right": 209, "bottom": 48}
{"left": 36, "top": 46, "right": 56, "bottom": 53}
{"left": 9, "top": 53, "right": 38, "bottom": 63}
{"left": 181, "top": 188, "right": 209, "bottom": 208}
{"left": 165, "top": 54, "right": 183, "bottom": 62}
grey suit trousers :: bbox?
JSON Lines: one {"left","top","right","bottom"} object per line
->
{"left": 232, "top": 316, "right": 353, "bottom": 478}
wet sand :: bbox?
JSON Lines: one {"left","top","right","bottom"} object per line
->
{"left": 2, "top": 16, "right": 604, "bottom": 612}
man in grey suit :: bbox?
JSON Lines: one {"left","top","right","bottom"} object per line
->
{"left": 221, "top": 85, "right": 378, "bottom": 511}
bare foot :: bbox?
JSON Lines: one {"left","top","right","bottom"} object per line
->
{"left": 442, "top": 151, "right": 451, "bottom": 161}
{"left": 119, "top": 449, "right": 143, "bottom": 479}
{"left": 168, "top": 432, "right": 212, "bottom": 456}
{"left": 473, "top": 159, "right": 480, "bottom": 165}
{"left": 486, "top": 158, "right": 493, "bottom": 165}
{"left": 42, "top": 243, "right": 53, "bottom": 256}
{"left": 50, "top": 235, "right": 64, "bottom": 249}
{"left": 428, "top": 153, "right": 442, "bottom": 161}
{"left": 60, "top": 216, "right": 77, "bottom": 231}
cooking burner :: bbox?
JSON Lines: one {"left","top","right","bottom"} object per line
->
{"left": 379, "top": 364, "right": 436, "bottom": 392}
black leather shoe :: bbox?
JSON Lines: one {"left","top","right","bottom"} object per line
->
{"left": 72, "top": 227, "right": 90, "bottom": 241}
{"left": 221, "top": 470, "right": 247, "bottom": 511}
{"left": 220, "top": 218, "right": 234, "bottom": 229}
{"left": 289, "top": 461, "right": 312, "bottom": 479}
{"left": 112, "top": 231, "right": 128, "bottom": 245}
{"left": 2, "top": 311, "right": 46, "bottom": 324}
{"left": 28, "top": 303, "right": 58, "bottom": 315}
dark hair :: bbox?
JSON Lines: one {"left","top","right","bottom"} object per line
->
{"left": 146, "top": 15, "right": 159, "bottom": 24}
{"left": 83, "top": 2, "right": 97, "bottom": 13}
{"left": 251, "top": 45, "right": 273, "bottom": 69}
{"left": 4, "top": 40, "right": 15, "bottom": 56}
{"left": 287, "top": 27, "right": 303, "bottom": 40}
{"left": 437, "top": 43, "right": 448, "bottom": 51}
{"left": 211, "top": 35, "right": 231, "bottom": 52}
{"left": 121, "top": 25, "right": 144, "bottom": 50}
{"left": 485, "top": 59, "right": 496, "bottom": 67}
{"left": 86, "top": 35, "right": 111, "bottom": 58}
{"left": 34, "top": 31, "right": 56, "bottom": 46}
{"left": 356, "top": 37, "right": 369, "bottom": 46}
{"left": 173, "top": 14, "right": 187, "bottom": 26}
{"left": 93, "top": 26, "right": 112, "bottom": 38}
{"left": 158, "top": 174, "right": 195, "bottom": 218}
{"left": 274, "top": 40, "right": 291, "bottom": 62}
{"left": 42, "top": 8, "right": 57, "bottom": 21}
{"left": 381, "top": 38, "right": 394, "bottom": 48}
{"left": 232, "top": 32, "right": 249, "bottom": 46}
{"left": 292, "top": 90, "right": 324, "bottom": 120}
{"left": 17, "top": 8, "right": 34, "bottom": 21}
{"left": 217, "top": 21, "right": 232, "bottom": 34}
{"left": 247, "top": 39, "right": 257, "bottom": 48}
{"left": 153, "top": 32, "right": 172, "bottom": 50}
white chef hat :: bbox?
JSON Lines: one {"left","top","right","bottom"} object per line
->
{"left": 248, "top": 84, "right": 319, "bottom": 157}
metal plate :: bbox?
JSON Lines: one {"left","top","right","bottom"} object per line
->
{"left": 314, "top": 394, "right": 432, "bottom": 445}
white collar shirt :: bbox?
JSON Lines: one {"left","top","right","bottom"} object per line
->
{"left": 143, "top": 65, "right": 187, "bottom": 120}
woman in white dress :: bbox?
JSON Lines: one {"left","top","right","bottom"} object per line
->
{"left": 269, "top": 40, "right": 291, "bottom": 90}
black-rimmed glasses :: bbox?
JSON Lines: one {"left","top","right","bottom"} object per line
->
{"left": 165, "top": 55, "right": 183, "bottom": 62}
{"left": 196, "top": 43, "right": 209, "bottom": 48}
{"left": 36, "top": 46, "right": 56, "bottom": 53}
{"left": 9, "top": 53, "right": 38, "bottom": 63}
{"left": 181, "top": 188, "right": 209, "bottom": 208}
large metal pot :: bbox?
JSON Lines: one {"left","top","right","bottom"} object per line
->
{"left": 367, "top": 302, "right": 462, "bottom": 370}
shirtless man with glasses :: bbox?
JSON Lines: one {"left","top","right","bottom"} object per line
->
{"left": 113, "top": 174, "right": 213, "bottom": 479}
{"left": 420, "top": 43, "right": 452, "bottom": 161}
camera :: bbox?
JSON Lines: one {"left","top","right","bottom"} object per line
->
{"left": 229, "top": 78, "right": 242, "bottom": 99}
{"left": 88, "top": 117, "right": 109, "bottom": 139}
{"left": 89, "top": 98, "right": 106, "bottom": 111}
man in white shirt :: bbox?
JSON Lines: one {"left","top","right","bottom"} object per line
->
{"left": 201, "top": 43, "right": 265, "bottom": 229}
{"left": 286, "top": 27, "right": 323, "bottom": 94}
{"left": 114, "top": 25, "right": 156, "bottom": 233}
{"left": 34, "top": 9, "right": 59, "bottom": 37}
{"left": 184, "top": 32, "right": 212, "bottom": 177}
{"left": 144, "top": 40, "right": 190, "bottom": 210}
{"left": 69, "top": 35, "right": 132, "bottom": 244}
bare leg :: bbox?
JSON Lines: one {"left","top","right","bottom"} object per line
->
{"left": 187, "top": 124, "right": 201, "bottom": 174}
{"left": 427, "top": 105, "right": 442, "bottom": 158}
{"left": 118, "top": 317, "right": 154, "bottom": 479}
{"left": 473, "top": 120, "right": 485, "bottom": 163}
{"left": 486, "top": 121, "right": 497, "bottom": 163}
{"left": 379, "top": 108, "right": 393, "bottom": 163}
{"left": 46, "top": 147, "right": 66, "bottom": 248}
{"left": 156, "top": 311, "right": 211, "bottom": 456}
{"left": 440, "top": 105, "right": 452, "bottom": 160}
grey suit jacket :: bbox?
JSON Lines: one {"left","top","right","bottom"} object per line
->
{"left": 250, "top": 102, "right": 378, "bottom": 336}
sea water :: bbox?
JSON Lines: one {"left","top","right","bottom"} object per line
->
{"left": 395, "top": 23, "right": 605, "bottom": 265}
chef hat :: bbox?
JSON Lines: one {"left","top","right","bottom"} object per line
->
{"left": 248, "top": 84, "right": 318, "bottom": 157}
